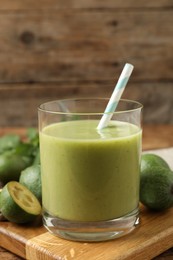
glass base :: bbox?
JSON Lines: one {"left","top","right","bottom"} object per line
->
{"left": 43, "top": 208, "right": 139, "bottom": 242}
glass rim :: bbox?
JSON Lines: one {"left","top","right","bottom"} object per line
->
{"left": 38, "top": 98, "right": 143, "bottom": 115}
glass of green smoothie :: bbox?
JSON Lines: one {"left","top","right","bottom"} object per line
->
{"left": 38, "top": 98, "right": 142, "bottom": 242}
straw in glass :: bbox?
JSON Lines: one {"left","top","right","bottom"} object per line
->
{"left": 97, "top": 63, "right": 134, "bottom": 130}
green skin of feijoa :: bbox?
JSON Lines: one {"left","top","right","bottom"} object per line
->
{"left": 19, "top": 164, "right": 42, "bottom": 203}
{"left": 140, "top": 166, "right": 173, "bottom": 211}
{"left": 141, "top": 154, "right": 170, "bottom": 176}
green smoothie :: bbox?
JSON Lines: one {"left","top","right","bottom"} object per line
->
{"left": 40, "top": 120, "right": 142, "bottom": 222}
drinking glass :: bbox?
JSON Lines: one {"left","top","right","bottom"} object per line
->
{"left": 38, "top": 98, "right": 142, "bottom": 242}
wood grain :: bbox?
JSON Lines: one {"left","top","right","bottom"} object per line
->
{"left": 0, "top": 221, "right": 44, "bottom": 259}
{"left": 142, "top": 125, "right": 173, "bottom": 150}
{"left": 0, "top": 82, "right": 173, "bottom": 126}
{"left": 0, "top": 246, "right": 22, "bottom": 260}
{"left": 0, "top": 2, "right": 173, "bottom": 125}
{"left": 0, "top": 0, "right": 173, "bottom": 10}
{"left": 0, "top": 10, "right": 173, "bottom": 83}
{"left": 0, "top": 0, "right": 173, "bottom": 257}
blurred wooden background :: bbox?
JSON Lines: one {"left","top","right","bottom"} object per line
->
{"left": 0, "top": 0, "right": 173, "bottom": 126}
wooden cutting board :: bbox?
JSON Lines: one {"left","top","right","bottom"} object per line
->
{"left": 0, "top": 148, "right": 173, "bottom": 260}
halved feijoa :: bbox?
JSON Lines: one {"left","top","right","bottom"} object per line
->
{"left": 0, "top": 181, "right": 41, "bottom": 223}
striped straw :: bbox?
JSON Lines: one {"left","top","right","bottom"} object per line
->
{"left": 97, "top": 63, "right": 134, "bottom": 130}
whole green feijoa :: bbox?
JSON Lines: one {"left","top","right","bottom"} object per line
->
{"left": 141, "top": 153, "right": 170, "bottom": 176}
{"left": 19, "top": 165, "right": 42, "bottom": 203}
{"left": 140, "top": 166, "right": 173, "bottom": 211}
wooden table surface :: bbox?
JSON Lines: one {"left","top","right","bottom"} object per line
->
{"left": 0, "top": 124, "right": 173, "bottom": 260}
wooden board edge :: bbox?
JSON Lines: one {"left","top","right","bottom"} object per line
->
{"left": 0, "top": 225, "right": 26, "bottom": 258}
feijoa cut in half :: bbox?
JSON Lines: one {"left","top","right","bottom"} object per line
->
{"left": 0, "top": 181, "right": 41, "bottom": 223}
